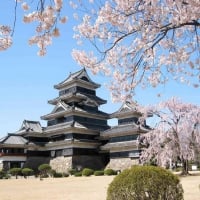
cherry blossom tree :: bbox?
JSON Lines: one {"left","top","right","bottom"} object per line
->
{"left": 0, "top": 1, "right": 199, "bottom": 101}
{"left": 71, "top": 0, "right": 200, "bottom": 101}
{"left": 139, "top": 97, "right": 200, "bottom": 175}
{"left": 0, "top": 0, "right": 67, "bottom": 55}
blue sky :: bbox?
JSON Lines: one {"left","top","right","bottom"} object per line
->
{"left": 0, "top": 1, "right": 199, "bottom": 137}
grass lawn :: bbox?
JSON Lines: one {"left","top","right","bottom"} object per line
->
{"left": 0, "top": 173, "right": 199, "bottom": 200}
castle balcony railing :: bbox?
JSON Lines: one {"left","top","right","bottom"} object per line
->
{"left": 0, "top": 152, "right": 26, "bottom": 157}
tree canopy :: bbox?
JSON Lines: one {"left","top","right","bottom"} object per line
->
{"left": 140, "top": 97, "right": 200, "bottom": 175}
{"left": 72, "top": 0, "right": 200, "bottom": 101}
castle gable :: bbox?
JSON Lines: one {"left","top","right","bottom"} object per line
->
{"left": 54, "top": 68, "right": 100, "bottom": 89}
{"left": 111, "top": 101, "right": 141, "bottom": 119}
{"left": 51, "top": 101, "right": 71, "bottom": 114}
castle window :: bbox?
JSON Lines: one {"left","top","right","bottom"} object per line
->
{"left": 80, "top": 76, "right": 89, "bottom": 82}
{"left": 118, "top": 117, "right": 138, "bottom": 125}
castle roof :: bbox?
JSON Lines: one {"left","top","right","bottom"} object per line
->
{"left": 101, "top": 140, "right": 138, "bottom": 151}
{"left": 15, "top": 120, "right": 43, "bottom": 135}
{"left": 111, "top": 101, "right": 142, "bottom": 118}
{"left": 54, "top": 68, "right": 100, "bottom": 89}
{"left": 0, "top": 134, "right": 28, "bottom": 145}
{"left": 101, "top": 123, "right": 149, "bottom": 138}
{"left": 43, "top": 120, "right": 107, "bottom": 136}
{"left": 48, "top": 92, "right": 106, "bottom": 105}
{"left": 41, "top": 100, "right": 109, "bottom": 120}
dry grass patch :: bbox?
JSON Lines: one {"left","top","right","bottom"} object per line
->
{"left": 0, "top": 173, "right": 199, "bottom": 200}
{"left": 180, "top": 174, "right": 200, "bottom": 200}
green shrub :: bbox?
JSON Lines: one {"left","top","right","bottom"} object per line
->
{"left": 21, "top": 168, "right": 34, "bottom": 177}
{"left": 82, "top": 168, "right": 94, "bottom": 176}
{"left": 94, "top": 170, "right": 104, "bottom": 176}
{"left": 0, "top": 170, "right": 6, "bottom": 179}
{"left": 104, "top": 169, "right": 117, "bottom": 176}
{"left": 68, "top": 168, "right": 77, "bottom": 175}
{"left": 175, "top": 167, "right": 182, "bottom": 172}
{"left": 38, "top": 164, "right": 51, "bottom": 178}
{"left": 4, "top": 174, "right": 11, "bottom": 179}
{"left": 49, "top": 169, "right": 56, "bottom": 177}
{"left": 9, "top": 168, "right": 22, "bottom": 179}
{"left": 63, "top": 173, "right": 69, "bottom": 177}
{"left": 107, "top": 165, "right": 184, "bottom": 200}
{"left": 53, "top": 172, "right": 63, "bottom": 178}
{"left": 0, "top": 170, "right": 11, "bottom": 179}
{"left": 74, "top": 172, "right": 82, "bottom": 177}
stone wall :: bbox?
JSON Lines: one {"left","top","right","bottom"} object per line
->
{"left": 106, "top": 158, "right": 139, "bottom": 171}
{"left": 0, "top": 161, "right": 3, "bottom": 170}
{"left": 50, "top": 155, "right": 106, "bottom": 172}
{"left": 50, "top": 156, "right": 72, "bottom": 173}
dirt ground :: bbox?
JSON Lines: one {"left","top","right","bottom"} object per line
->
{"left": 0, "top": 174, "right": 199, "bottom": 200}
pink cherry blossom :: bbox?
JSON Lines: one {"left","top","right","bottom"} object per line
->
{"left": 20, "top": 0, "right": 66, "bottom": 55}
{"left": 21, "top": 2, "right": 29, "bottom": 11}
{"left": 0, "top": 25, "right": 12, "bottom": 51}
{"left": 140, "top": 97, "right": 200, "bottom": 175}
{"left": 72, "top": 0, "right": 200, "bottom": 101}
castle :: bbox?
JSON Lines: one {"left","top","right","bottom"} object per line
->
{"left": 0, "top": 68, "right": 150, "bottom": 172}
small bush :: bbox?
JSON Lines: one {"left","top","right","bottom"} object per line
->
{"left": 68, "top": 168, "right": 77, "bottom": 175}
{"left": 74, "top": 172, "right": 82, "bottom": 177}
{"left": 53, "top": 172, "right": 63, "bottom": 178}
{"left": 4, "top": 174, "right": 11, "bottom": 179}
{"left": 0, "top": 170, "right": 6, "bottom": 179}
{"left": 38, "top": 164, "right": 51, "bottom": 172}
{"left": 175, "top": 167, "right": 182, "bottom": 172}
{"left": 22, "top": 168, "right": 34, "bottom": 177}
{"left": 82, "top": 168, "right": 94, "bottom": 176}
{"left": 94, "top": 170, "right": 104, "bottom": 176}
{"left": 107, "top": 165, "right": 184, "bottom": 200}
{"left": 9, "top": 168, "right": 22, "bottom": 179}
{"left": 104, "top": 169, "right": 117, "bottom": 176}
{"left": 0, "top": 170, "right": 8, "bottom": 179}
{"left": 49, "top": 169, "right": 56, "bottom": 177}
{"left": 38, "top": 164, "right": 51, "bottom": 178}
{"left": 63, "top": 173, "right": 69, "bottom": 177}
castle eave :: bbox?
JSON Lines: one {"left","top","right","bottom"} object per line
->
{"left": 0, "top": 143, "right": 27, "bottom": 148}
{"left": 48, "top": 93, "right": 106, "bottom": 106}
{"left": 28, "top": 139, "right": 100, "bottom": 151}
{"left": 101, "top": 141, "right": 138, "bottom": 151}
{"left": 54, "top": 79, "right": 100, "bottom": 90}
{"left": 41, "top": 108, "right": 109, "bottom": 121}
{"left": 43, "top": 121, "right": 101, "bottom": 136}
{"left": 100, "top": 124, "right": 147, "bottom": 138}
{"left": 110, "top": 110, "right": 142, "bottom": 119}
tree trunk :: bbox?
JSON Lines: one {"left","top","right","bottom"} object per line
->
{"left": 181, "top": 158, "right": 189, "bottom": 175}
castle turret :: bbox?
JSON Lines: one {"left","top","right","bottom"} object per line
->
{"left": 100, "top": 101, "right": 150, "bottom": 171}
